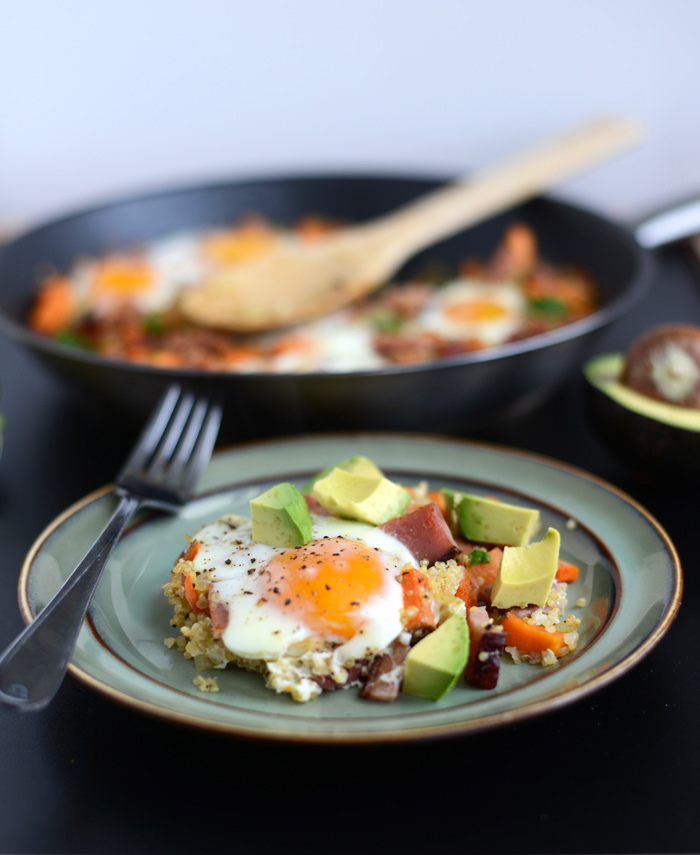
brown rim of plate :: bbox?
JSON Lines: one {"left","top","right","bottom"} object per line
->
{"left": 15, "top": 433, "right": 683, "bottom": 744}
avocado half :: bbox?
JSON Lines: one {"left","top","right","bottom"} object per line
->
{"left": 583, "top": 352, "right": 700, "bottom": 482}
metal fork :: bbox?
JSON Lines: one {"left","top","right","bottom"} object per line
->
{"left": 0, "top": 383, "right": 223, "bottom": 711}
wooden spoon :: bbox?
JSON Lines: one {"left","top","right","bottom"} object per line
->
{"left": 180, "top": 116, "right": 643, "bottom": 332}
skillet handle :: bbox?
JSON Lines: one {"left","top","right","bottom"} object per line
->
{"left": 633, "top": 193, "right": 700, "bottom": 249}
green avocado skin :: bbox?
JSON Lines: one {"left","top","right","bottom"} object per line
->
{"left": 584, "top": 366, "right": 700, "bottom": 483}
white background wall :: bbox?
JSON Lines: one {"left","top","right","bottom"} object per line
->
{"left": 2, "top": 0, "right": 699, "bottom": 230}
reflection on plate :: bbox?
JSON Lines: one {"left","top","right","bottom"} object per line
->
{"left": 19, "top": 434, "right": 681, "bottom": 743}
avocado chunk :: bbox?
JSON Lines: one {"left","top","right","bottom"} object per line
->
{"left": 250, "top": 482, "right": 313, "bottom": 547}
{"left": 490, "top": 527, "right": 560, "bottom": 609}
{"left": 303, "top": 455, "right": 384, "bottom": 494}
{"left": 455, "top": 493, "right": 540, "bottom": 546}
{"left": 312, "top": 467, "right": 410, "bottom": 525}
{"left": 402, "top": 613, "right": 470, "bottom": 701}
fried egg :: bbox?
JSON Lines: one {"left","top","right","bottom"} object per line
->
{"left": 71, "top": 232, "right": 207, "bottom": 316}
{"left": 418, "top": 279, "right": 526, "bottom": 347}
{"left": 189, "top": 513, "right": 416, "bottom": 676}
{"left": 263, "top": 313, "right": 385, "bottom": 373}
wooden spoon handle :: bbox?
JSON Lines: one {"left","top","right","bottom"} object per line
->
{"left": 361, "top": 116, "right": 643, "bottom": 268}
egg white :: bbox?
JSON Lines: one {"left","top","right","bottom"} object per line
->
{"left": 262, "top": 313, "right": 385, "bottom": 373}
{"left": 142, "top": 233, "right": 208, "bottom": 312}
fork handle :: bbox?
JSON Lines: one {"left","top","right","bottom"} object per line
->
{"left": 0, "top": 494, "right": 141, "bottom": 711}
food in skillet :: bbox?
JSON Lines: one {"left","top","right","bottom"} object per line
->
{"left": 28, "top": 216, "right": 597, "bottom": 373}
{"left": 163, "top": 457, "right": 582, "bottom": 702}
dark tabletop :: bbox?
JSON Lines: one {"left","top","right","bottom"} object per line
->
{"left": 0, "top": 244, "right": 697, "bottom": 855}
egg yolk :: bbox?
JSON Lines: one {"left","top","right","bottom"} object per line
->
{"left": 90, "top": 256, "right": 154, "bottom": 298}
{"left": 445, "top": 300, "right": 508, "bottom": 323}
{"left": 260, "top": 537, "right": 389, "bottom": 640}
{"left": 202, "top": 222, "right": 275, "bottom": 265}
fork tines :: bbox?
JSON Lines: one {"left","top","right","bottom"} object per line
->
{"left": 117, "top": 383, "right": 223, "bottom": 503}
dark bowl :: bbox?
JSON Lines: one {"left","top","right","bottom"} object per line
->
{"left": 0, "top": 174, "right": 653, "bottom": 440}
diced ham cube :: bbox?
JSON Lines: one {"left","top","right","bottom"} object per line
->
{"left": 360, "top": 639, "right": 410, "bottom": 702}
{"left": 209, "top": 598, "right": 229, "bottom": 638}
{"left": 305, "top": 494, "right": 332, "bottom": 515}
{"left": 380, "top": 501, "right": 458, "bottom": 564}
{"left": 312, "top": 661, "right": 366, "bottom": 692}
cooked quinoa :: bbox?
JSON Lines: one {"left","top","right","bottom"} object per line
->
{"left": 163, "top": 536, "right": 581, "bottom": 695}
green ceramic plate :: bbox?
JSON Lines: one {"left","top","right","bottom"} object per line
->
{"left": 19, "top": 434, "right": 681, "bottom": 743}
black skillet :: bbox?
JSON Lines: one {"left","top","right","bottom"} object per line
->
{"left": 0, "top": 174, "right": 653, "bottom": 440}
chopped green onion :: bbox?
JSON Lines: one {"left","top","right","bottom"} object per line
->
{"left": 55, "top": 330, "right": 91, "bottom": 350}
{"left": 527, "top": 296, "right": 567, "bottom": 318}
{"left": 467, "top": 548, "right": 491, "bottom": 566}
{"left": 142, "top": 313, "right": 167, "bottom": 336}
{"left": 368, "top": 310, "right": 405, "bottom": 334}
